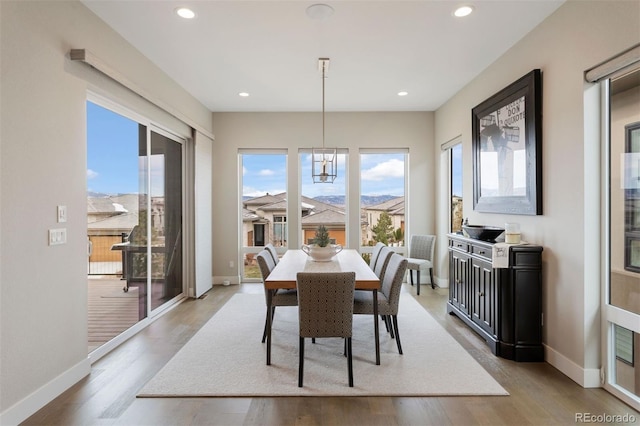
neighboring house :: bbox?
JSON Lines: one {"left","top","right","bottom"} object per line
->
{"left": 362, "top": 196, "right": 405, "bottom": 245}
{"left": 242, "top": 192, "right": 346, "bottom": 247}
{"left": 243, "top": 193, "right": 407, "bottom": 248}
{"left": 87, "top": 194, "right": 165, "bottom": 274}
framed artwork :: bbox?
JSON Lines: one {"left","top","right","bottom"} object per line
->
{"left": 472, "top": 69, "right": 542, "bottom": 215}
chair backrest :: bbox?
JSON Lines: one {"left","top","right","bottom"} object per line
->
{"left": 369, "top": 242, "right": 386, "bottom": 270}
{"left": 256, "top": 249, "right": 276, "bottom": 281}
{"left": 380, "top": 253, "right": 408, "bottom": 314}
{"left": 373, "top": 246, "right": 393, "bottom": 280}
{"left": 409, "top": 235, "right": 436, "bottom": 261}
{"left": 265, "top": 243, "right": 279, "bottom": 264}
{"left": 296, "top": 272, "right": 356, "bottom": 339}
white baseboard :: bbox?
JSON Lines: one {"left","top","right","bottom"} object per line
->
{"left": 544, "top": 344, "right": 601, "bottom": 388}
{"left": 0, "top": 358, "right": 91, "bottom": 426}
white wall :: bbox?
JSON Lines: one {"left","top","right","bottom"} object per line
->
{"left": 211, "top": 112, "right": 434, "bottom": 284}
{"left": 434, "top": 0, "right": 640, "bottom": 386}
{"left": 0, "top": 1, "right": 213, "bottom": 423}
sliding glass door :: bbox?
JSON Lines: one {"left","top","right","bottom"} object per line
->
{"left": 603, "top": 68, "right": 640, "bottom": 410}
{"left": 87, "top": 99, "right": 185, "bottom": 354}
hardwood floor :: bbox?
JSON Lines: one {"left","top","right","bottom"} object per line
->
{"left": 24, "top": 283, "right": 638, "bottom": 425}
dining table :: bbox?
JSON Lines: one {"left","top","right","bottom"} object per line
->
{"left": 264, "top": 249, "right": 382, "bottom": 365}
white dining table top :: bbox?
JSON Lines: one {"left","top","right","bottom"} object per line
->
{"left": 264, "top": 249, "right": 380, "bottom": 290}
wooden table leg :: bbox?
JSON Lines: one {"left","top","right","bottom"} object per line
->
{"left": 373, "top": 289, "right": 380, "bottom": 365}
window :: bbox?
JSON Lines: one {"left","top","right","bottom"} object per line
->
{"left": 360, "top": 151, "right": 407, "bottom": 260}
{"left": 240, "top": 151, "right": 287, "bottom": 279}
{"left": 273, "top": 215, "right": 287, "bottom": 246}
{"left": 300, "top": 150, "right": 347, "bottom": 247}
{"left": 451, "top": 143, "right": 463, "bottom": 232}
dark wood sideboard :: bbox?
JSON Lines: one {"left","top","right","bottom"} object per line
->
{"left": 447, "top": 233, "right": 544, "bottom": 362}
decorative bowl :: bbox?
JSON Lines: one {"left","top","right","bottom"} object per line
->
{"left": 462, "top": 225, "right": 505, "bottom": 242}
{"left": 301, "top": 244, "right": 343, "bottom": 262}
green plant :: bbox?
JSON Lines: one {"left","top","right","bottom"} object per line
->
{"left": 313, "top": 225, "right": 331, "bottom": 247}
{"left": 372, "top": 212, "right": 393, "bottom": 245}
{"left": 394, "top": 227, "right": 404, "bottom": 244}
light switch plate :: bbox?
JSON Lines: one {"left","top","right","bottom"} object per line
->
{"left": 57, "top": 205, "right": 67, "bottom": 223}
{"left": 49, "top": 228, "right": 67, "bottom": 245}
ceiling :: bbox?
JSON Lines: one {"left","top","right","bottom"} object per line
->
{"left": 82, "top": 1, "right": 564, "bottom": 112}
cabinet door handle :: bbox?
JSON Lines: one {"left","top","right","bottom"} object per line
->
{"left": 478, "top": 250, "right": 485, "bottom": 255}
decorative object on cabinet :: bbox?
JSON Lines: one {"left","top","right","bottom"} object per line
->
{"left": 447, "top": 233, "right": 544, "bottom": 361}
{"left": 472, "top": 69, "right": 542, "bottom": 215}
{"left": 461, "top": 224, "right": 505, "bottom": 242}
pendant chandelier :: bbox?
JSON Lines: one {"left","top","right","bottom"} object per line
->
{"left": 312, "top": 58, "right": 337, "bottom": 183}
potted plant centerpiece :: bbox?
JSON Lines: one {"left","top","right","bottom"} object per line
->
{"left": 302, "top": 225, "right": 342, "bottom": 262}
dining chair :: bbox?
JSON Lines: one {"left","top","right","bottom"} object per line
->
{"left": 406, "top": 234, "right": 436, "bottom": 295}
{"left": 373, "top": 246, "right": 393, "bottom": 281}
{"left": 264, "top": 243, "right": 279, "bottom": 265}
{"left": 257, "top": 250, "right": 297, "bottom": 348}
{"left": 369, "top": 242, "right": 386, "bottom": 270}
{"left": 353, "top": 253, "right": 408, "bottom": 355}
{"left": 296, "top": 271, "right": 356, "bottom": 388}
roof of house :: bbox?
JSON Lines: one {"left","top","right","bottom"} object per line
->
{"left": 367, "top": 196, "right": 405, "bottom": 213}
{"left": 301, "top": 209, "right": 346, "bottom": 227}
{"left": 87, "top": 211, "right": 138, "bottom": 231}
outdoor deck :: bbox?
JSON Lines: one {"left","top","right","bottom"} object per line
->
{"left": 88, "top": 276, "right": 138, "bottom": 353}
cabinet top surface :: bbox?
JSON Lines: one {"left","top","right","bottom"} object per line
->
{"left": 448, "top": 233, "right": 542, "bottom": 251}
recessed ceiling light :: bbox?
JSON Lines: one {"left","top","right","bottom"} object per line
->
{"left": 398, "top": 91, "right": 409, "bottom": 97}
{"left": 306, "top": 4, "right": 334, "bottom": 20}
{"left": 239, "top": 92, "right": 250, "bottom": 97}
{"left": 453, "top": 5, "right": 474, "bottom": 17}
{"left": 175, "top": 7, "right": 196, "bottom": 19}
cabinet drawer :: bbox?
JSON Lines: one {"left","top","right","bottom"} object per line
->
{"left": 471, "top": 245, "right": 492, "bottom": 261}
{"left": 450, "top": 239, "right": 469, "bottom": 252}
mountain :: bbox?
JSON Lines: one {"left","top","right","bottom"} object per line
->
{"left": 313, "top": 195, "right": 398, "bottom": 206}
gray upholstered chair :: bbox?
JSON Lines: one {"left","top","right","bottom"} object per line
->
{"left": 373, "top": 246, "right": 393, "bottom": 281}
{"left": 369, "top": 242, "right": 386, "bottom": 270}
{"left": 406, "top": 235, "right": 436, "bottom": 295}
{"left": 296, "top": 272, "right": 356, "bottom": 388}
{"left": 353, "top": 253, "right": 408, "bottom": 355}
{"left": 257, "top": 250, "right": 297, "bottom": 353}
{"left": 264, "top": 243, "right": 279, "bottom": 265}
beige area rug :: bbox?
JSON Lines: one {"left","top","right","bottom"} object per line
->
{"left": 138, "top": 293, "right": 508, "bottom": 397}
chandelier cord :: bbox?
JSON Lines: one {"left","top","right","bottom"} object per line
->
{"left": 322, "top": 62, "right": 326, "bottom": 150}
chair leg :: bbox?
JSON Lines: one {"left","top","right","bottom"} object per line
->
{"left": 386, "top": 316, "right": 395, "bottom": 339}
{"left": 261, "top": 311, "right": 268, "bottom": 343}
{"left": 381, "top": 314, "right": 390, "bottom": 332}
{"left": 409, "top": 270, "right": 414, "bottom": 286}
{"left": 347, "top": 337, "right": 353, "bottom": 387}
{"left": 430, "top": 268, "right": 435, "bottom": 289}
{"left": 417, "top": 271, "right": 421, "bottom": 295}
{"left": 392, "top": 315, "right": 403, "bottom": 355}
{"left": 298, "top": 337, "right": 305, "bottom": 387}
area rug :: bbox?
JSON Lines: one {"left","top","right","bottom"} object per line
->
{"left": 138, "top": 293, "right": 508, "bottom": 397}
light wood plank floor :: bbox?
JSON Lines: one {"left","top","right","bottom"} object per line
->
{"left": 24, "top": 283, "right": 639, "bottom": 425}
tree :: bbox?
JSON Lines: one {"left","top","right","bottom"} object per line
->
{"left": 372, "top": 212, "right": 394, "bottom": 245}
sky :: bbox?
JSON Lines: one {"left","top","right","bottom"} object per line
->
{"left": 87, "top": 101, "right": 140, "bottom": 195}
{"left": 242, "top": 152, "right": 406, "bottom": 199}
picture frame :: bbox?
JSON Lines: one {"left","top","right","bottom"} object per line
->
{"left": 472, "top": 69, "right": 542, "bottom": 215}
